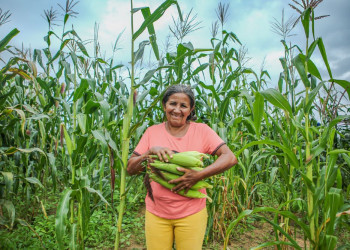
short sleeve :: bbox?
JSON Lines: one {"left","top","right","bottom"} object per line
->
{"left": 134, "top": 127, "right": 150, "bottom": 155}
{"left": 203, "top": 124, "right": 225, "bottom": 155}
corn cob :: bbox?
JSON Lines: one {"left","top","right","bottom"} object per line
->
{"left": 159, "top": 170, "right": 213, "bottom": 190}
{"left": 169, "top": 152, "right": 204, "bottom": 168}
{"left": 149, "top": 162, "right": 184, "bottom": 175}
{"left": 169, "top": 153, "right": 203, "bottom": 167}
{"left": 149, "top": 173, "right": 212, "bottom": 202}
{"left": 150, "top": 151, "right": 206, "bottom": 168}
{"left": 150, "top": 160, "right": 202, "bottom": 174}
{"left": 176, "top": 151, "right": 209, "bottom": 160}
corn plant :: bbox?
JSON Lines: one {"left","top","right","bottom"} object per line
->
{"left": 224, "top": 5, "right": 350, "bottom": 249}
{"left": 113, "top": 0, "right": 183, "bottom": 249}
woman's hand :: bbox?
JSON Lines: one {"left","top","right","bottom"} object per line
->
{"left": 149, "top": 146, "right": 174, "bottom": 162}
{"left": 127, "top": 147, "right": 174, "bottom": 176}
{"left": 168, "top": 167, "right": 202, "bottom": 193}
{"left": 167, "top": 144, "right": 237, "bottom": 192}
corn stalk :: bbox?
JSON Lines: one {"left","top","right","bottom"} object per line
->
{"left": 113, "top": 1, "right": 182, "bottom": 248}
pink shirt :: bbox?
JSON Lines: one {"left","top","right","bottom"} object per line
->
{"left": 134, "top": 122, "right": 224, "bottom": 219}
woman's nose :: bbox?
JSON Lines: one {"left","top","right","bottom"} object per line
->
{"left": 173, "top": 105, "right": 181, "bottom": 112}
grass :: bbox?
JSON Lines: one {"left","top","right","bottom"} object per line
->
{"left": 0, "top": 191, "right": 146, "bottom": 249}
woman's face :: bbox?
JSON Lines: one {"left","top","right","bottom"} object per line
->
{"left": 163, "top": 93, "right": 193, "bottom": 127}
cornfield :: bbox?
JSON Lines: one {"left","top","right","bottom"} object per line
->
{"left": 1, "top": 0, "right": 349, "bottom": 249}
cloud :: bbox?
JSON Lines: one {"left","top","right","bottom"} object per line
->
{"left": 92, "top": 0, "right": 184, "bottom": 62}
{"left": 1, "top": 0, "right": 349, "bottom": 87}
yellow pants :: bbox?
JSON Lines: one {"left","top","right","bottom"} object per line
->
{"left": 145, "top": 208, "right": 207, "bottom": 250}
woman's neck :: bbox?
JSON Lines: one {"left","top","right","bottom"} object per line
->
{"left": 165, "top": 121, "right": 190, "bottom": 138}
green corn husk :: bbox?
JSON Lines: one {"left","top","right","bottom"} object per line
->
{"left": 149, "top": 173, "right": 212, "bottom": 202}
{"left": 175, "top": 151, "right": 210, "bottom": 160}
{"left": 149, "top": 162, "right": 184, "bottom": 175}
{"left": 150, "top": 160, "right": 202, "bottom": 173}
{"left": 169, "top": 153, "right": 203, "bottom": 168}
{"left": 150, "top": 151, "right": 206, "bottom": 168}
{"left": 159, "top": 170, "right": 213, "bottom": 190}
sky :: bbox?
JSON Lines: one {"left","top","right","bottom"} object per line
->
{"left": 1, "top": 0, "right": 350, "bottom": 96}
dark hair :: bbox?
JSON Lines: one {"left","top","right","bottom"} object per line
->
{"left": 162, "top": 84, "right": 197, "bottom": 121}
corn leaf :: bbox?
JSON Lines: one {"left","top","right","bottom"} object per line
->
{"left": 301, "top": 7, "right": 311, "bottom": 39}
{"left": 47, "top": 153, "right": 57, "bottom": 192}
{"left": 69, "top": 223, "right": 77, "bottom": 250}
{"left": 140, "top": 7, "right": 160, "bottom": 60}
{"left": 4, "top": 147, "right": 46, "bottom": 156}
{"left": 99, "top": 100, "right": 110, "bottom": 127}
{"left": 77, "top": 113, "right": 87, "bottom": 134}
{"left": 76, "top": 41, "right": 89, "bottom": 57}
{"left": 324, "top": 235, "right": 337, "bottom": 250}
{"left": 139, "top": 68, "right": 158, "bottom": 85}
{"left": 260, "top": 88, "right": 293, "bottom": 115}
{"left": 317, "top": 38, "right": 333, "bottom": 79}
{"left": 133, "top": 0, "right": 181, "bottom": 41}
{"left": 25, "top": 177, "right": 44, "bottom": 189}
{"left": 325, "top": 188, "right": 343, "bottom": 235}
{"left": 134, "top": 40, "right": 150, "bottom": 63}
{"left": 0, "top": 172, "right": 13, "bottom": 193}
{"left": 311, "top": 115, "right": 350, "bottom": 160}
{"left": 48, "top": 39, "right": 72, "bottom": 64}
{"left": 83, "top": 99, "right": 100, "bottom": 114}
{"left": 331, "top": 79, "right": 350, "bottom": 100}
{"left": 85, "top": 187, "right": 110, "bottom": 206}
{"left": 192, "top": 63, "right": 209, "bottom": 76}
{"left": 235, "top": 139, "right": 299, "bottom": 169}
{"left": 251, "top": 241, "right": 298, "bottom": 250}
{"left": 0, "top": 200, "right": 15, "bottom": 229}
{"left": 253, "top": 92, "right": 264, "bottom": 138}
{"left": 0, "top": 28, "right": 19, "bottom": 53}
{"left": 55, "top": 188, "right": 73, "bottom": 250}
{"left": 92, "top": 130, "right": 108, "bottom": 147}
{"left": 292, "top": 54, "right": 310, "bottom": 88}
{"left": 219, "top": 90, "right": 240, "bottom": 122}
{"left": 73, "top": 79, "right": 90, "bottom": 101}
{"left": 299, "top": 54, "right": 322, "bottom": 80}
{"left": 304, "top": 81, "right": 325, "bottom": 113}
{"left": 62, "top": 124, "right": 73, "bottom": 156}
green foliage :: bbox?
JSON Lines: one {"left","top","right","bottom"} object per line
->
{"left": 0, "top": 201, "right": 145, "bottom": 249}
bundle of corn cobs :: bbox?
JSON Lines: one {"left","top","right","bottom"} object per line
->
{"left": 148, "top": 151, "right": 212, "bottom": 202}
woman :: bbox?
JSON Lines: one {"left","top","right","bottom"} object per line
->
{"left": 127, "top": 84, "right": 237, "bottom": 250}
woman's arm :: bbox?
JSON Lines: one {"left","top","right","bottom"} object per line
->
{"left": 197, "top": 144, "right": 237, "bottom": 179}
{"left": 127, "top": 147, "right": 175, "bottom": 175}
{"left": 169, "top": 144, "right": 237, "bottom": 192}
{"left": 127, "top": 153, "right": 148, "bottom": 176}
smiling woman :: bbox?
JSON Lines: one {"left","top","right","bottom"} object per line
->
{"left": 162, "top": 86, "right": 195, "bottom": 136}
{"left": 126, "top": 84, "right": 237, "bottom": 250}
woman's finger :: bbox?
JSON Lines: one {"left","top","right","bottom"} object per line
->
{"left": 166, "top": 149, "right": 174, "bottom": 159}
{"left": 176, "top": 167, "right": 188, "bottom": 173}
{"left": 156, "top": 152, "right": 164, "bottom": 162}
{"left": 160, "top": 151, "right": 169, "bottom": 162}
